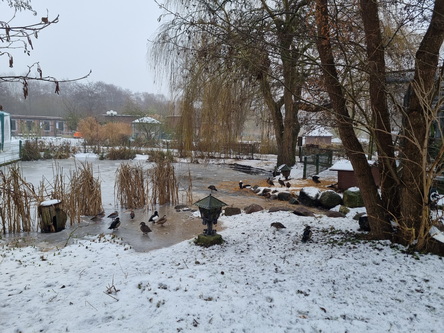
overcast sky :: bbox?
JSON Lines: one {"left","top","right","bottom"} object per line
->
{"left": 2, "top": 0, "right": 169, "bottom": 95}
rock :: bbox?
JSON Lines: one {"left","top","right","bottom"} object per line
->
{"left": 224, "top": 207, "right": 241, "bottom": 216}
{"left": 319, "top": 190, "right": 343, "bottom": 209}
{"left": 244, "top": 204, "right": 264, "bottom": 214}
{"left": 277, "top": 192, "right": 292, "bottom": 201}
{"left": 292, "top": 206, "right": 315, "bottom": 216}
{"left": 343, "top": 188, "right": 364, "bottom": 208}
{"left": 289, "top": 197, "right": 299, "bottom": 205}
{"left": 339, "top": 205, "right": 350, "bottom": 215}
{"left": 298, "top": 187, "right": 321, "bottom": 207}
{"left": 174, "top": 204, "right": 189, "bottom": 210}
{"left": 268, "top": 206, "right": 293, "bottom": 213}
{"left": 325, "top": 211, "right": 345, "bottom": 218}
{"left": 194, "top": 234, "right": 224, "bottom": 247}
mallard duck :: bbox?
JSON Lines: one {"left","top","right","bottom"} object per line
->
{"left": 278, "top": 178, "right": 285, "bottom": 187}
{"left": 108, "top": 217, "right": 121, "bottom": 231}
{"left": 140, "top": 222, "right": 152, "bottom": 235}
{"left": 149, "top": 211, "right": 159, "bottom": 222}
{"left": 107, "top": 211, "right": 119, "bottom": 219}
{"left": 311, "top": 175, "right": 321, "bottom": 184}
{"left": 90, "top": 210, "right": 105, "bottom": 221}
{"left": 155, "top": 215, "right": 167, "bottom": 226}
{"left": 302, "top": 225, "right": 312, "bottom": 242}
{"left": 266, "top": 177, "right": 275, "bottom": 186}
{"left": 130, "top": 210, "right": 135, "bottom": 219}
{"left": 271, "top": 222, "right": 286, "bottom": 230}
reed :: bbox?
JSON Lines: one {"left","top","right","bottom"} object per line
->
{"left": 115, "top": 163, "right": 148, "bottom": 209}
{"left": 149, "top": 155, "right": 179, "bottom": 207}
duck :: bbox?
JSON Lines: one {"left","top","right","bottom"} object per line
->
{"left": 286, "top": 182, "right": 291, "bottom": 189}
{"left": 278, "top": 178, "right": 285, "bottom": 187}
{"left": 301, "top": 225, "right": 312, "bottom": 242}
{"left": 149, "top": 211, "right": 159, "bottom": 222}
{"left": 139, "top": 222, "right": 152, "bottom": 235}
{"left": 90, "top": 210, "right": 105, "bottom": 221}
{"left": 266, "top": 177, "right": 275, "bottom": 186}
{"left": 107, "top": 211, "right": 119, "bottom": 219}
{"left": 239, "top": 181, "right": 251, "bottom": 189}
{"left": 108, "top": 217, "right": 121, "bottom": 231}
{"left": 271, "top": 222, "right": 286, "bottom": 230}
{"left": 155, "top": 215, "right": 167, "bottom": 226}
{"left": 130, "top": 210, "right": 135, "bottom": 219}
{"left": 208, "top": 185, "right": 218, "bottom": 192}
{"left": 311, "top": 175, "right": 321, "bottom": 184}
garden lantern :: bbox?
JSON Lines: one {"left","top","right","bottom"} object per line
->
{"left": 194, "top": 194, "right": 227, "bottom": 235}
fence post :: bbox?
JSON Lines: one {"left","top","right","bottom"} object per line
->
{"left": 303, "top": 156, "right": 307, "bottom": 179}
{"left": 316, "top": 154, "right": 320, "bottom": 174}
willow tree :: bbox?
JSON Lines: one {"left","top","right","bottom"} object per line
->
{"left": 315, "top": 0, "right": 444, "bottom": 252}
{"left": 152, "top": 0, "right": 316, "bottom": 166}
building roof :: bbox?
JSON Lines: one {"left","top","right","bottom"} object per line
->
{"left": 133, "top": 116, "right": 161, "bottom": 124}
{"left": 330, "top": 159, "right": 377, "bottom": 171}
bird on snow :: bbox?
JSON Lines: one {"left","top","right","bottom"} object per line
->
{"left": 208, "top": 185, "right": 218, "bottom": 192}
{"left": 107, "top": 211, "right": 119, "bottom": 219}
{"left": 271, "top": 222, "right": 286, "bottom": 230}
{"left": 108, "top": 217, "right": 121, "bottom": 231}
{"left": 149, "top": 211, "right": 159, "bottom": 222}
{"left": 301, "top": 225, "right": 312, "bottom": 242}
{"left": 266, "top": 177, "right": 275, "bottom": 186}
{"left": 239, "top": 181, "right": 251, "bottom": 189}
{"left": 311, "top": 175, "right": 321, "bottom": 184}
{"left": 278, "top": 178, "right": 285, "bottom": 187}
{"left": 139, "top": 222, "right": 152, "bottom": 235}
{"left": 155, "top": 215, "right": 167, "bottom": 226}
{"left": 285, "top": 182, "right": 291, "bottom": 189}
{"left": 130, "top": 210, "right": 135, "bottom": 219}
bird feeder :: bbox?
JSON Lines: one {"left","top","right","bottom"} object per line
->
{"left": 278, "top": 164, "right": 292, "bottom": 180}
{"left": 193, "top": 194, "right": 227, "bottom": 246}
{"left": 38, "top": 199, "right": 67, "bottom": 233}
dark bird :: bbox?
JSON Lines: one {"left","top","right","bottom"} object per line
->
{"left": 285, "top": 182, "right": 291, "bottom": 189}
{"left": 155, "top": 215, "right": 167, "bottom": 226}
{"left": 311, "top": 175, "right": 321, "bottom": 184}
{"left": 149, "top": 211, "right": 159, "bottom": 222}
{"left": 266, "top": 177, "right": 275, "bottom": 186}
{"left": 278, "top": 178, "right": 285, "bottom": 187}
{"left": 107, "top": 211, "right": 119, "bottom": 219}
{"left": 140, "top": 222, "right": 152, "bottom": 235}
{"left": 301, "top": 225, "right": 312, "bottom": 242}
{"left": 239, "top": 181, "right": 251, "bottom": 189}
{"left": 108, "top": 217, "right": 121, "bottom": 231}
{"left": 271, "top": 222, "right": 286, "bottom": 230}
{"left": 208, "top": 185, "right": 218, "bottom": 192}
{"left": 130, "top": 210, "right": 135, "bottom": 219}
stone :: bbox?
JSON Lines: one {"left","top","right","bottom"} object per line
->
{"left": 319, "top": 190, "right": 343, "bottom": 209}
{"left": 194, "top": 233, "right": 224, "bottom": 247}
{"left": 292, "top": 206, "right": 315, "bottom": 216}
{"left": 298, "top": 187, "right": 321, "bottom": 207}
{"left": 277, "top": 192, "right": 292, "bottom": 201}
{"left": 268, "top": 206, "right": 293, "bottom": 213}
{"left": 224, "top": 207, "right": 241, "bottom": 216}
{"left": 325, "top": 211, "right": 345, "bottom": 218}
{"left": 289, "top": 197, "right": 300, "bottom": 205}
{"left": 244, "top": 203, "right": 264, "bottom": 214}
{"left": 343, "top": 188, "right": 364, "bottom": 208}
{"left": 339, "top": 205, "right": 350, "bottom": 215}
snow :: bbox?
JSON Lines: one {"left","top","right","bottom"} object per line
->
{"left": 301, "top": 187, "right": 321, "bottom": 199}
{"left": 1, "top": 154, "right": 444, "bottom": 332}
{"left": 40, "top": 199, "right": 62, "bottom": 206}
{"left": 133, "top": 116, "right": 161, "bottom": 124}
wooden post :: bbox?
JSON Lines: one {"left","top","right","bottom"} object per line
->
{"left": 38, "top": 199, "right": 67, "bottom": 233}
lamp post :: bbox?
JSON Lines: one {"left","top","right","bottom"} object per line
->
{"left": 194, "top": 194, "right": 227, "bottom": 246}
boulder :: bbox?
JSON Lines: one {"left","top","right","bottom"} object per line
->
{"left": 343, "top": 188, "right": 364, "bottom": 208}
{"left": 325, "top": 211, "right": 345, "bottom": 218}
{"left": 298, "top": 187, "right": 321, "bottom": 207}
{"left": 319, "top": 190, "right": 343, "bottom": 209}
{"left": 292, "top": 206, "right": 315, "bottom": 217}
{"left": 277, "top": 192, "right": 292, "bottom": 201}
{"left": 244, "top": 204, "right": 264, "bottom": 214}
{"left": 224, "top": 207, "right": 241, "bottom": 216}
{"left": 289, "top": 197, "right": 300, "bottom": 205}
{"left": 268, "top": 206, "right": 293, "bottom": 213}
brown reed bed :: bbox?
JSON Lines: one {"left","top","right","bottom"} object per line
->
{"left": 149, "top": 155, "right": 179, "bottom": 207}
{"left": 115, "top": 163, "right": 148, "bottom": 209}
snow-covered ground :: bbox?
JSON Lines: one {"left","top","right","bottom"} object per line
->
{"left": 1, "top": 150, "right": 444, "bottom": 332}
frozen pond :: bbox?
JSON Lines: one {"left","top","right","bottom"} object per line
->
{"left": 1, "top": 157, "right": 273, "bottom": 252}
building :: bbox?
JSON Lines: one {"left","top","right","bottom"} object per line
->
{"left": 131, "top": 116, "right": 161, "bottom": 140}
{"left": 10, "top": 115, "right": 71, "bottom": 137}
{"left": 329, "top": 159, "right": 380, "bottom": 191}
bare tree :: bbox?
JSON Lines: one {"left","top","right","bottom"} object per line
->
{"left": 315, "top": 0, "right": 444, "bottom": 252}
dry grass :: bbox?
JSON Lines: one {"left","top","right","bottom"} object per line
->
{"left": 115, "top": 163, "right": 148, "bottom": 209}
{"left": 149, "top": 155, "right": 179, "bottom": 207}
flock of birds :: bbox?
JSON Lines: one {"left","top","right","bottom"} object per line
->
{"left": 270, "top": 222, "right": 312, "bottom": 242}
{"left": 96, "top": 209, "right": 167, "bottom": 236}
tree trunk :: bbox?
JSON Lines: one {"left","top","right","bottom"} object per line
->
{"left": 400, "top": 0, "right": 444, "bottom": 249}
{"left": 315, "top": 0, "right": 390, "bottom": 237}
